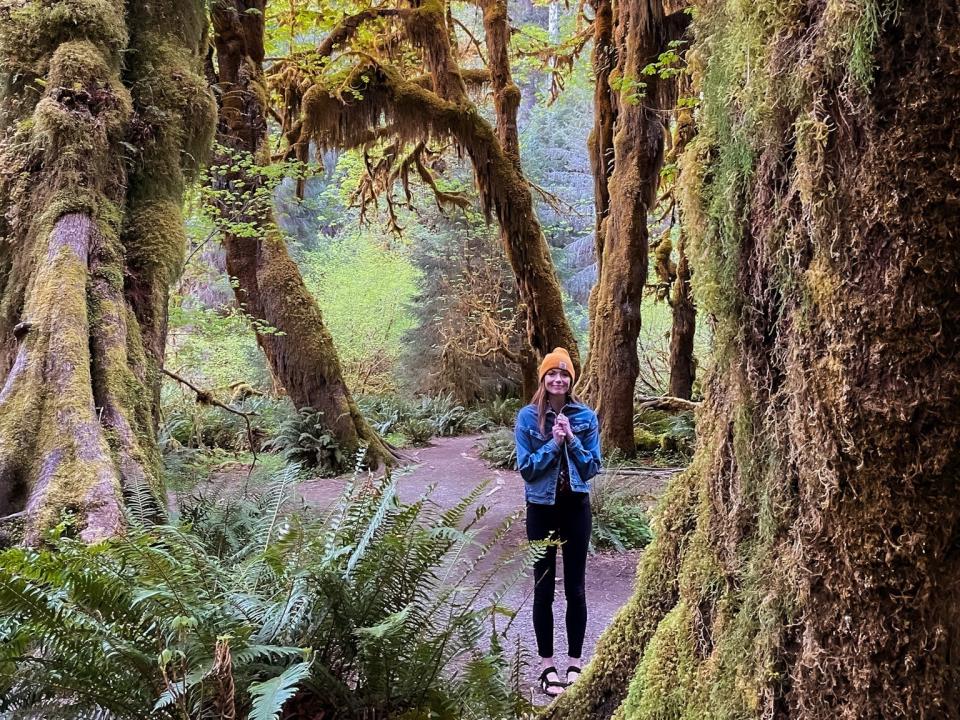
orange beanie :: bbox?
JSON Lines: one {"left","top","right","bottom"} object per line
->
{"left": 538, "top": 347, "right": 575, "bottom": 383}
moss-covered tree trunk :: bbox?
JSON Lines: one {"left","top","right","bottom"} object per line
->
{"left": 667, "top": 105, "right": 697, "bottom": 400}
{"left": 0, "top": 0, "right": 214, "bottom": 540}
{"left": 549, "top": 2, "right": 960, "bottom": 718}
{"left": 211, "top": 0, "right": 394, "bottom": 468}
{"left": 579, "top": 0, "right": 688, "bottom": 453}
{"left": 666, "top": 230, "right": 695, "bottom": 399}
{"left": 576, "top": 0, "right": 616, "bottom": 404}
{"left": 435, "top": 0, "right": 580, "bottom": 369}
{"left": 479, "top": 0, "right": 549, "bottom": 396}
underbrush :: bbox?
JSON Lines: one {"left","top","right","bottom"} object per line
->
{"left": 263, "top": 406, "right": 349, "bottom": 475}
{"left": 0, "top": 471, "right": 536, "bottom": 720}
{"left": 358, "top": 394, "right": 521, "bottom": 448}
{"left": 160, "top": 393, "right": 294, "bottom": 453}
{"left": 590, "top": 467, "right": 655, "bottom": 552}
{"left": 160, "top": 391, "right": 523, "bottom": 483}
{"left": 478, "top": 428, "right": 518, "bottom": 470}
{"left": 633, "top": 409, "right": 696, "bottom": 463}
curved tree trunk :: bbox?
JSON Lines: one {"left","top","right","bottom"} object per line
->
{"left": 0, "top": 0, "right": 214, "bottom": 540}
{"left": 211, "top": 0, "right": 394, "bottom": 468}
{"left": 479, "top": 0, "right": 548, "bottom": 385}
{"left": 549, "top": 2, "right": 960, "bottom": 718}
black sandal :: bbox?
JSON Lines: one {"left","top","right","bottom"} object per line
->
{"left": 566, "top": 664, "right": 582, "bottom": 684}
{"left": 538, "top": 666, "right": 567, "bottom": 697}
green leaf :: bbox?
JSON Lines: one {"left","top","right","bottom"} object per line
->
{"left": 248, "top": 660, "right": 313, "bottom": 720}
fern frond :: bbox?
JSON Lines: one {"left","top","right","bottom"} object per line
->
{"left": 247, "top": 659, "right": 313, "bottom": 720}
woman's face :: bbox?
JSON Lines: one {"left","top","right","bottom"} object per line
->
{"left": 544, "top": 368, "right": 572, "bottom": 397}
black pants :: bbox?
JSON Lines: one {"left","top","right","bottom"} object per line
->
{"left": 526, "top": 491, "right": 591, "bottom": 659}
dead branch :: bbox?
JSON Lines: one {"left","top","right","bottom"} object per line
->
{"left": 451, "top": 16, "right": 487, "bottom": 64}
{"left": 161, "top": 368, "right": 260, "bottom": 468}
{"left": 636, "top": 395, "right": 700, "bottom": 412}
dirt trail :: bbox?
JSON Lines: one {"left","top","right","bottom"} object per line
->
{"left": 296, "top": 434, "right": 677, "bottom": 702}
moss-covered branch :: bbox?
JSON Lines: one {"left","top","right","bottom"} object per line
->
{"left": 211, "top": 0, "right": 396, "bottom": 469}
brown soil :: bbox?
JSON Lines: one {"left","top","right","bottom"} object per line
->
{"left": 296, "top": 434, "right": 677, "bottom": 704}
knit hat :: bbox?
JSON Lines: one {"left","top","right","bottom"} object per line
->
{"left": 538, "top": 347, "right": 575, "bottom": 383}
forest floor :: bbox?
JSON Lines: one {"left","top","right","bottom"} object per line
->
{"left": 293, "top": 434, "right": 679, "bottom": 703}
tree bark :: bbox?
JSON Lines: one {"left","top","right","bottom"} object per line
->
{"left": 211, "top": 0, "right": 394, "bottom": 468}
{"left": 667, "top": 228, "right": 695, "bottom": 399}
{"left": 580, "top": 0, "right": 688, "bottom": 454}
{"left": 549, "top": 2, "right": 960, "bottom": 718}
{"left": 0, "top": 0, "right": 214, "bottom": 539}
{"left": 668, "top": 105, "right": 697, "bottom": 400}
{"left": 576, "top": 0, "right": 616, "bottom": 404}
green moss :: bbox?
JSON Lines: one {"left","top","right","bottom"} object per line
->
{"left": 122, "top": 200, "right": 187, "bottom": 284}
{"left": 0, "top": 0, "right": 127, "bottom": 71}
{"left": 620, "top": 603, "right": 698, "bottom": 720}
{"left": 635, "top": 428, "right": 661, "bottom": 452}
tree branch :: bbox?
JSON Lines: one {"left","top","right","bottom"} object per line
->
{"left": 161, "top": 368, "right": 260, "bottom": 468}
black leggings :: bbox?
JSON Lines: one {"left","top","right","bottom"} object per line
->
{"left": 526, "top": 492, "right": 591, "bottom": 659}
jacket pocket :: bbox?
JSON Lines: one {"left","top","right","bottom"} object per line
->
{"left": 526, "top": 427, "right": 549, "bottom": 447}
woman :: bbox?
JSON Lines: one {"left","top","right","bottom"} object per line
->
{"left": 515, "top": 347, "right": 601, "bottom": 697}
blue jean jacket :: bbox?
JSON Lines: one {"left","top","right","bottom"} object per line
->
{"left": 515, "top": 400, "right": 602, "bottom": 505}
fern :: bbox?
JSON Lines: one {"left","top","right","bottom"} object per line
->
{"left": 248, "top": 659, "right": 313, "bottom": 720}
{"left": 0, "top": 469, "right": 534, "bottom": 719}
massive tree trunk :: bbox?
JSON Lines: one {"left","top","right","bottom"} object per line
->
{"left": 579, "top": 0, "right": 688, "bottom": 454}
{"left": 0, "top": 0, "right": 214, "bottom": 540}
{"left": 549, "top": 2, "right": 960, "bottom": 718}
{"left": 211, "top": 1, "right": 394, "bottom": 468}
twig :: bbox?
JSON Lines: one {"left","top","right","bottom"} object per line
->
{"left": 161, "top": 368, "right": 260, "bottom": 473}
{"left": 452, "top": 17, "right": 487, "bottom": 65}
{"left": 528, "top": 179, "right": 586, "bottom": 217}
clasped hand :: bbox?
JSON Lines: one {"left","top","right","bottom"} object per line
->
{"left": 551, "top": 413, "right": 573, "bottom": 444}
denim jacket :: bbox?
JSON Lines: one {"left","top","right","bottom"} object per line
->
{"left": 515, "top": 400, "right": 602, "bottom": 505}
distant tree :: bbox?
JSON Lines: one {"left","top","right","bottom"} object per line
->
{"left": 0, "top": 0, "right": 215, "bottom": 538}
{"left": 577, "top": 0, "right": 690, "bottom": 453}
{"left": 549, "top": 2, "right": 960, "bottom": 717}
{"left": 650, "top": 94, "right": 698, "bottom": 400}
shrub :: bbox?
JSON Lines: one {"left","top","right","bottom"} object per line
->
{"left": 417, "top": 393, "right": 471, "bottom": 436}
{"left": 590, "top": 468, "right": 655, "bottom": 552}
{"left": 358, "top": 393, "right": 501, "bottom": 445}
{"left": 0, "top": 473, "right": 535, "bottom": 720}
{"left": 263, "top": 407, "right": 348, "bottom": 475}
{"left": 479, "top": 428, "right": 518, "bottom": 470}
{"left": 160, "top": 393, "right": 293, "bottom": 453}
{"left": 399, "top": 417, "right": 435, "bottom": 446}
{"left": 475, "top": 397, "right": 523, "bottom": 428}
